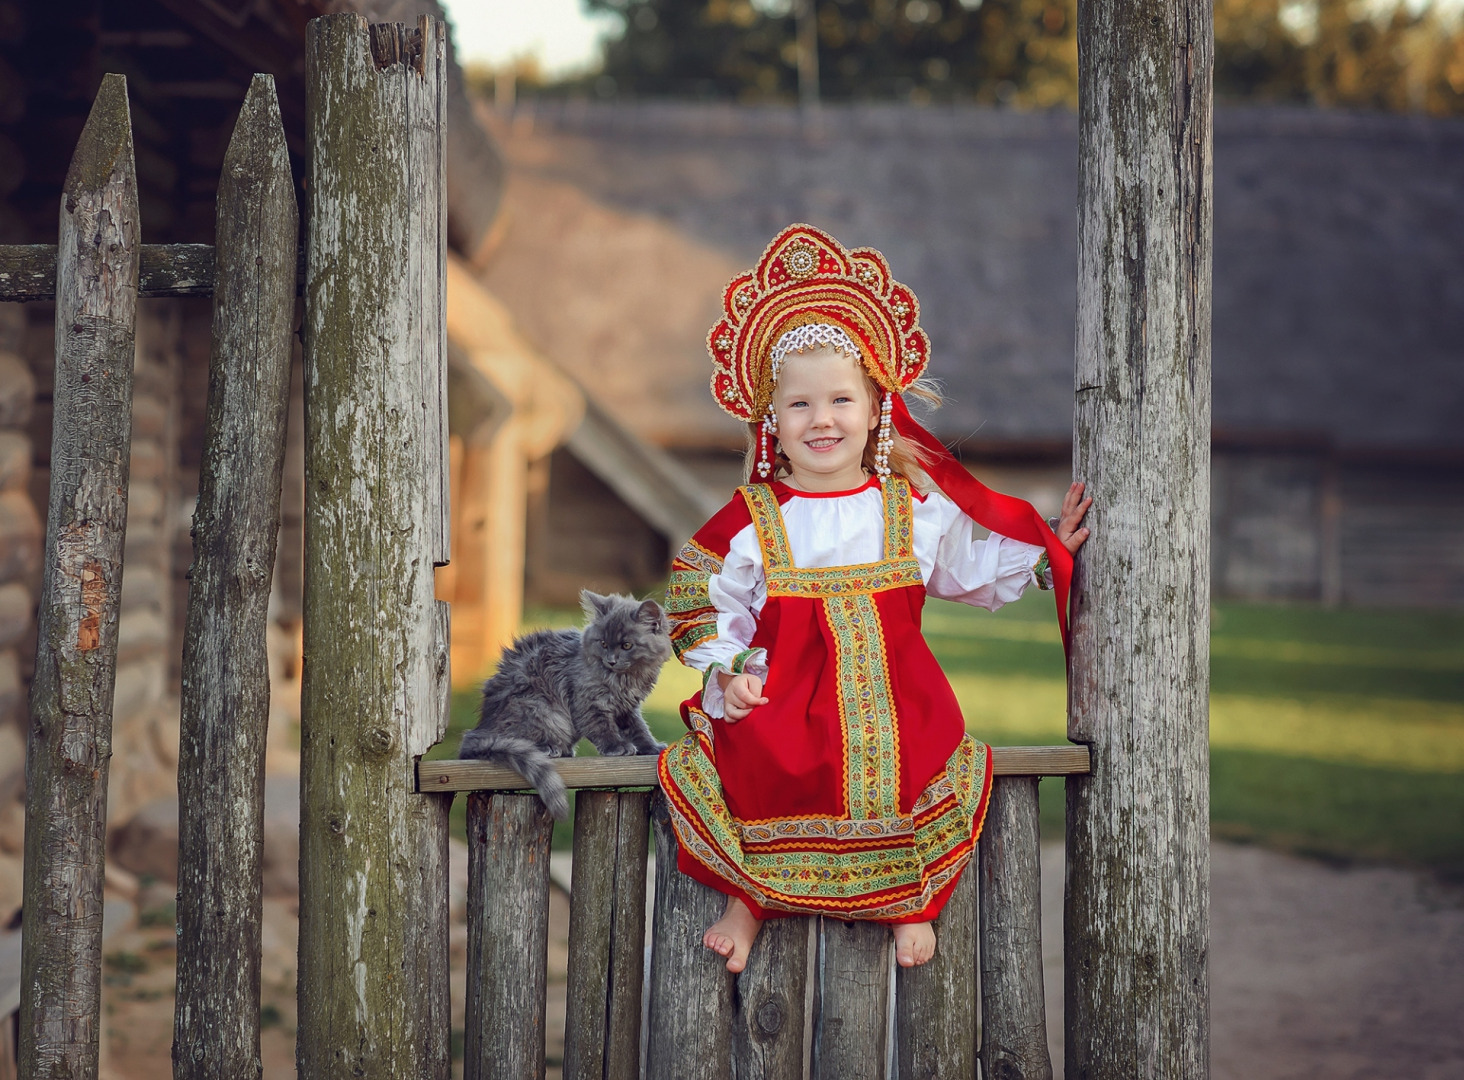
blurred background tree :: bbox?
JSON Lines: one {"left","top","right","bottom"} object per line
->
{"left": 470, "top": 0, "right": 1464, "bottom": 114}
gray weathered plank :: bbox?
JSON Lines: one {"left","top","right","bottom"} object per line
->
{"left": 605, "top": 791, "right": 652, "bottom": 1080}
{"left": 172, "top": 73, "right": 297, "bottom": 1080}
{"left": 0, "top": 243, "right": 219, "bottom": 301}
{"left": 1066, "top": 0, "right": 1213, "bottom": 1071}
{"left": 978, "top": 779, "right": 1052, "bottom": 1080}
{"left": 811, "top": 918, "right": 890, "bottom": 1080}
{"left": 894, "top": 864, "right": 978, "bottom": 1080}
{"left": 19, "top": 72, "right": 139, "bottom": 1080}
{"left": 418, "top": 744, "right": 1090, "bottom": 793}
{"left": 732, "top": 915, "right": 811, "bottom": 1080}
{"left": 564, "top": 791, "right": 619, "bottom": 1080}
{"left": 646, "top": 790, "right": 734, "bottom": 1080}
{"left": 465, "top": 793, "right": 554, "bottom": 1080}
{"left": 297, "top": 13, "right": 451, "bottom": 1079}
{"left": 563, "top": 790, "right": 652, "bottom": 1080}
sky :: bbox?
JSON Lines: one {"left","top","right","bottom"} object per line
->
{"left": 438, "top": 0, "right": 618, "bottom": 76}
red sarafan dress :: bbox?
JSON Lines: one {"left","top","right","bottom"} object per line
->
{"left": 658, "top": 474, "right": 1048, "bottom": 922}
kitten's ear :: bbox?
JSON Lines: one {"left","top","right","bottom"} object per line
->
{"left": 637, "top": 599, "right": 666, "bottom": 626}
{"left": 580, "top": 590, "right": 611, "bottom": 621}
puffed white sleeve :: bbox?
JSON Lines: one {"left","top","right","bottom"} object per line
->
{"left": 922, "top": 491, "right": 1051, "bottom": 610}
{"left": 670, "top": 525, "right": 768, "bottom": 719}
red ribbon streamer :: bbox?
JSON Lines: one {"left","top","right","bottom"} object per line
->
{"left": 891, "top": 394, "right": 1073, "bottom": 655}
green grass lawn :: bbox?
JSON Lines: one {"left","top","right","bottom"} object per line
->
{"left": 430, "top": 596, "right": 1464, "bottom": 878}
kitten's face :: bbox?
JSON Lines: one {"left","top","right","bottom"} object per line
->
{"left": 580, "top": 592, "right": 673, "bottom": 674}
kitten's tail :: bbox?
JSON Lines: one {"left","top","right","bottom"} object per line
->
{"left": 457, "top": 730, "right": 570, "bottom": 820}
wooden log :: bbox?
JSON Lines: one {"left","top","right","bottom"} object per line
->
{"left": 171, "top": 74, "right": 297, "bottom": 1080}
{"left": 1066, "top": 0, "right": 1213, "bottom": 1070}
{"left": 893, "top": 864, "right": 978, "bottom": 1080}
{"left": 298, "top": 14, "right": 450, "bottom": 1079}
{"left": 563, "top": 790, "right": 652, "bottom": 1080}
{"left": 646, "top": 790, "right": 733, "bottom": 1080}
{"left": 418, "top": 744, "right": 1090, "bottom": 793}
{"left": 811, "top": 918, "right": 890, "bottom": 1080}
{"left": 977, "top": 778, "right": 1052, "bottom": 1080}
{"left": 732, "top": 915, "right": 810, "bottom": 1080}
{"left": 465, "top": 793, "right": 554, "bottom": 1080}
{"left": 19, "top": 72, "right": 138, "bottom": 1080}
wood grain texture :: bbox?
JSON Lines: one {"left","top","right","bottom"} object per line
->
{"left": 0, "top": 243, "right": 232, "bottom": 300}
{"left": 978, "top": 779, "right": 1052, "bottom": 1080}
{"left": 812, "top": 918, "right": 890, "bottom": 1080}
{"left": 171, "top": 74, "right": 297, "bottom": 1080}
{"left": 894, "top": 865, "right": 978, "bottom": 1080}
{"left": 731, "top": 915, "right": 810, "bottom": 1080}
{"left": 1067, "top": 0, "right": 1213, "bottom": 1072}
{"left": 604, "top": 792, "right": 651, "bottom": 1080}
{"left": 19, "top": 72, "right": 138, "bottom": 1080}
{"left": 563, "top": 791, "right": 651, "bottom": 1080}
{"left": 646, "top": 790, "right": 733, "bottom": 1080}
{"left": 465, "top": 793, "right": 554, "bottom": 1080}
{"left": 298, "top": 14, "right": 451, "bottom": 1079}
{"left": 418, "top": 745, "right": 1090, "bottom": 792}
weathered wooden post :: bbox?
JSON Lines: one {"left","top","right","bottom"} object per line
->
{"left": 172, "top": 74, "right": 297, "bottom": 1080}
{"left": 299, "top": 13, "right": 452, "bottom": 1079}
{"left": 19, "top": 72, "right": 139, "bottom": 1079}
{"left": 1066, "top": 0, "right": 1213, "bottom": 1070}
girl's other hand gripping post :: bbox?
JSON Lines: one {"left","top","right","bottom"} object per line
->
{"left": 718, "top": 671, "right": 768, "bottom": 722}
{"left": 1057, "top": 481, "right": 1092, "bottom": 554}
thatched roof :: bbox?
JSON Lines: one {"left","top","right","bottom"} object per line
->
{"left": 479, "top": 102, "right": 1464, "bottom": 455}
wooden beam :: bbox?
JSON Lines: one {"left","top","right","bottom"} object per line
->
{"left": 1065, "top": 0, "right": 1214, "bottom": 1068}
{"left": 416, "top": 744, "right": 1090, "bottom": 793}
{"left": 298, "top": 15, "right": 451, "bottom": 1080}
{"left": 0, "top": 243, "right": 311, "bottom": 301}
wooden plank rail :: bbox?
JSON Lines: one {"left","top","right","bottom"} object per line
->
{"left": 0, "top": 242, "right": 309, "bottom": 301}
{"left": 419, "top": 743, "right": 1089, "bottom": 792}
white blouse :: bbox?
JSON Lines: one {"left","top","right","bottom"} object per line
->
{"left": 685, "top": 480, "right": 1048, "bottom": 716}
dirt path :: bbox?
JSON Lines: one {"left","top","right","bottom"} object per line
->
{"left": 1041, "top": 842, "right": 1464, "bottom": 1079}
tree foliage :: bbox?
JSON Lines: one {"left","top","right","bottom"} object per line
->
{"left": 564, "top": 0, "right": 1464, "bottom": 114}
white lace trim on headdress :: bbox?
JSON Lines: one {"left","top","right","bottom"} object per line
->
{"left": 768, "top": 323, "right": 861, "bottom": 382}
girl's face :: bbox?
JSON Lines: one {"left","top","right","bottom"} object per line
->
{"left": 771, "top": 346, "right": 879, "bottom": 492}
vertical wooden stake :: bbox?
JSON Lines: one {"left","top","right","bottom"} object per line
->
{"left": 977, "top": 779, "right": 1052, "bottom": 1080}
{"left": 811, "top": 918, "right": 890, "bottom": 1080}
{"left": 172, "top": 74, "right": 297, "bottom": 1080}
{"left": 299, "top": 13, "right": 451, "bottom": 1079}
{"left": 895, "top": 863, "right": 978, "bottom": 1080}
{"left": 1067, "top": 0, "right": 1214, "bottom": 1070}
{"left": 646, "top": 791, "right": 734, "bottom": 1080}
{"left": 20, "top": 72, "right": 139, "bottom": 1080}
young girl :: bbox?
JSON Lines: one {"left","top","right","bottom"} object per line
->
{"left": 658, "top": 225, "right": 1090, "bottom": 972}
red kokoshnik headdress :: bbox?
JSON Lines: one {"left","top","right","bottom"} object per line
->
{"left": 708, "top": 223, "right": 1075, "bottom": 654}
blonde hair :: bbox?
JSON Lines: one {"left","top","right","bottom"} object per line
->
{"left": 742, "top": 367, "right": 944, "bottom": 491}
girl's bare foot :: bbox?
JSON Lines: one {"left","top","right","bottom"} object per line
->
{"left": 703, "top": 896, "right": 763, "bottom": 973}
{"left": 893, "top": 921, "right": 936, "bottom": 967}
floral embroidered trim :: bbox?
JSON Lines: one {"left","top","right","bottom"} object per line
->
{"left": 730, "top": 648, "right": 762, "bottom": 674}
{"left": 1033, "top": 551, "right": 1053, "bottom": 591}
{"left": 659, "top": 734, "right": 991, "bottom": 918}
{"left": 826, "top": 593, "right": 902, "bottom": 820}
{"left": 882, "top": 476, "right": 914, "bottom": 559}
{"left": 741, "top": 484, "right": 793, "bottom": 569}
{"left": 766, "top": 561, "right": 923, "bottom": 599}
{"left": 666, "top": 539, "right": 727, "bottom": 661}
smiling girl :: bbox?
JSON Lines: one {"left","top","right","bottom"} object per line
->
{"left": 658, "top": 225, "right": 1089, "bottom": 973}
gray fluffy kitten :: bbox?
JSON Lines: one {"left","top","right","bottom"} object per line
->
{"left": 459, "top": 591, "right": 671, "bottom": 818}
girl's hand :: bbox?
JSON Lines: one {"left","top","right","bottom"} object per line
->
{"left": 1057, "top": 482, "right": 1092, "bottom": 554}
{"left": 718, "top": 671, "right": 768, "bottom": 722}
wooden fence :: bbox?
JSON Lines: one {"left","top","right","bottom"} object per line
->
{"left": 2, "top": 3, "right": 1213, "bottom": 1078}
